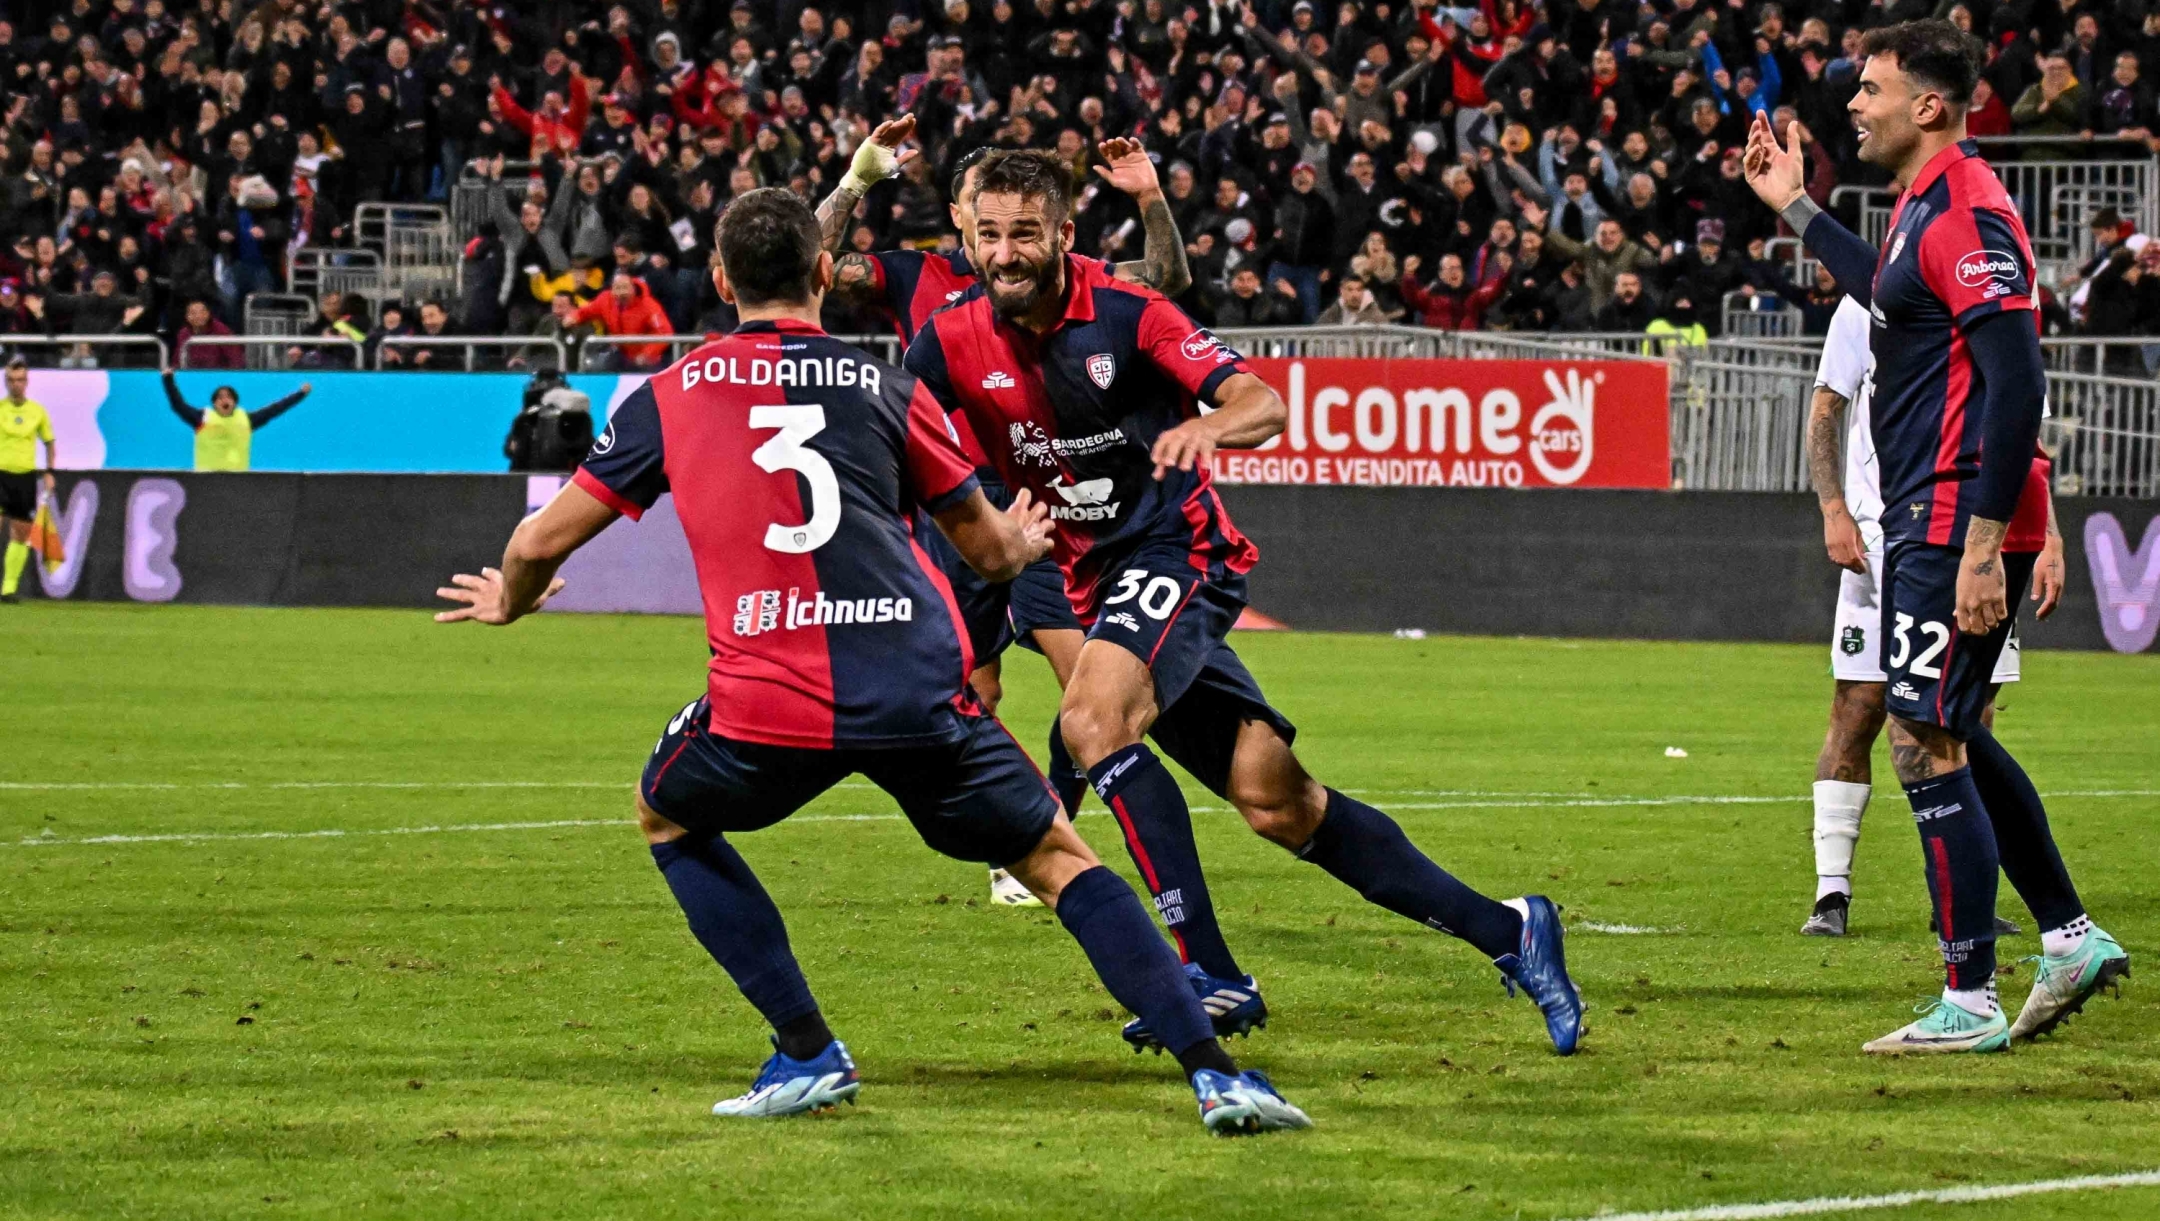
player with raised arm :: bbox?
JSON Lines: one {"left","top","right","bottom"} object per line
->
{"left": 907, "top": 150, "right": 1585, "bottom": 1058}
{"left": 818, "top": 118, "right": 1195, "bottom": 906}
{"left": 435, "top": 189, "right": 1309, "bottom": 1136}
{"left": 1747, "top": 21, "right": 2128, "bottom": 1052}
{"left": 1801, "top": 296, "right": 2064, "bottom": 939}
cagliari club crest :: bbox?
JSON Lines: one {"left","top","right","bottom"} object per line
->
{"left": 1087, "top": 353, "right": 1115, "bottom": 389}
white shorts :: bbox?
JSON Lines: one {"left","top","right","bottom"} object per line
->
{"left": 1831, "top": 552, "right": 2020, "bottom": 685}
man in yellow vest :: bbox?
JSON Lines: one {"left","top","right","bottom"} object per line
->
{"left": 163, "top": 372, "right": 312, "bottom": 472}
{"left": 0, "top": 358, "right": 57, "bottom": 603}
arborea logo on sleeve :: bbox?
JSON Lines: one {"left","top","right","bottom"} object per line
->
{"left": 2084, "top": 512, "right": 2160, "bottom": 654}
{"left": 1955, "top": 249, "right": 2020, "bottom": 287}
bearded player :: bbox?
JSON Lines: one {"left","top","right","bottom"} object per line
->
{"left": 817, "top": 117, "right": 1193, "bottom": 906}
{"left": 907, "top": 149, "right": 1585, "bottom": 1058}
{"left": 437, "top": 189, "right": 1309, "bottom": 1135}
{"left": 1748, "top": 20, "right": 2128, "bottom": 1053}
{"left": 1801, "top": 293, "right": 2067, "bottom": 939}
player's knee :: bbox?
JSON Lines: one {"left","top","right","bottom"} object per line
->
{"left": 1056, "top": 702, "right": 1144, "bottom": 770}
{"left": 1230, "top": 776, "right": 1326, "bottom": 849}
{"left": 1887, "top": 717, "right": 1963, "bottom": 785}
{"left": 635, "top": 794, "right": 687, "bottom": 845}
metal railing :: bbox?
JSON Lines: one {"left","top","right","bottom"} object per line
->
{"left": 0, "top": 333, "right": 167, "bottom": 369}
{"left": 1722, "top": 291, "right": 1804, "bottom": 340}
{"left": 290, "top": 247, "right": 384, "bottom": 305}
{"left": 179, "top": 335, "right": 364, "bottom": 370}
{"left": 355, "top": 203, "right": 458, "bottom": 303}
{"left": 2045, "top": 371, "right": 2160, "bottom": 497}
{"left": 374, "top": 334, "right": 567, "bottom": 372}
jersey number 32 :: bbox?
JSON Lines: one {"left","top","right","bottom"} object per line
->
{"left": 751, "top": 404, "right": 840, "bottom": 554}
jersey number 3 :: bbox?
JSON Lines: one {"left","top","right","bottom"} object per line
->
{"left": 751, "top": 404, "right": 840, "bottom": 554}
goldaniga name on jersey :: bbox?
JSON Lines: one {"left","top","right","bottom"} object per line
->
{"left": 733, "top": 587, "right": 915, "bottom": 637}
{"left": 680, "top": 353, "right": 883, "bottom": 395}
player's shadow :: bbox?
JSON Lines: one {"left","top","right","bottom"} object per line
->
{"left": 889, "top": 1057, "right": 1210, "bottom": 1087}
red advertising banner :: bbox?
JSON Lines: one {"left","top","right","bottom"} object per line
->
{"left": 1211, "top": 357, "right": 1671, "bottom": 489}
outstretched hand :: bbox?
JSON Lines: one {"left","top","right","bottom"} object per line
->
{"left": 1092, "top": 136, "right": 1162, "bottom": 198}
{"left": 435, "top": 567, "right": 564, "bottom": 625}
{"left": 1743, "top": 111, "right": 1807, "bottom": 213}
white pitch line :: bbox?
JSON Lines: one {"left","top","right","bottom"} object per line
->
{"left": 6, "top": 812, "right": 905, "bottom": 848}
{"left": 1560, "top": 1168, "right": 2160, "bottom": 1220}
{"left": 1575, "top": 921, "right": 1681, "bottom": 935}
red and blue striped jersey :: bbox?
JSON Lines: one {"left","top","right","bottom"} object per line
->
{"left": 869, "top": 248, "right": 980, "bottom": 345}
{"left": 1869, "top": 140, "right": 2042, "bottom": 547}
{"left": 573, "top": 319, "right": 985, "bottom": 749}
{"left": 903, "top": 256, "right": 1260, "bottom": 619}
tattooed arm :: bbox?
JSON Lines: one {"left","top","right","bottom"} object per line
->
{"left": 1807, "top": 386, "right": 1867, "bottom": 574}
{"left": 1094, "top": 136, "right": 1192, "bottom": 296}
{"left": 815, "top": 115, "right": 918, "bottom": 253}
{"left": 828, "top": 251, "right": 885, "bottom": 306}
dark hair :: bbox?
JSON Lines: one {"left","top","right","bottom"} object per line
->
{"left": 950, "top": 143, "right": 992, "bottom": 202}
{"left": 974, "top": 150, "right": 1073, "bottom": 225}
{"left": 716, "top": 187, "right": 823, "bottom": 306}
{"left": 1858, "top": 19, "right": 1983, "bottom": 105}
{"left": 212, "top": 385, "right": 238, "bottom": 403}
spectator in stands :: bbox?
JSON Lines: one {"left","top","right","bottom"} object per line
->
{"left": 214, "top": 175, "right": 284, "bottom": 319}
{"left": 381, "top": 300, "right": 461, "bottom": 371}
{"left": 1205, "top": 266, "right": 1303, "bottom": 327}
{"left": 28, "top": 271, "right": 150, "bottom": 366}
{"left": 1664, "top": 221, "right": 1747, "bottom": 336}
{"left": 1594, "top": 271, "right": 1658, "bottom": 332}
{"left": 176, "top": 299, "right": 240, "bottom": 370}
{"left": 364, "top": 302, "right": 411, "bottom": 368}
{"left": 2013, "top": 53, "right": 2088, "bottom": 153}
{"left": 2080, "top": 237, "right": 2160, "bottom": 375}
{"left": 569, "top": 272, "right": 672, "bottom": 370}
{"left": 1537, "top": 211, "right": 1657, "bottom": 311}
{"left": 1315, "top": 275, "right": 1390, "bottom": 326}
{"left": 1269, "top": 163, "right": 1335, "bottom": 323}
{"left": 1399, "top": 254, "right": 1485, "bottom": 329}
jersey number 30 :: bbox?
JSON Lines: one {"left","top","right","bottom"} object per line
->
{"left": 751, "top": 405, "right": 840, "bottom": 554}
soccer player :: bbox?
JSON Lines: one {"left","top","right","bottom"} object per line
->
{"left": 1802, "top": 295, "right": 2065, "bottom": 938}
{"left": 1747, "top": 21, "right": 2129, "bottom": 1052}
{"left": 906, "top": 150, "right": 1585, "bottom": 1057}
{"left": 817, "top": 118, "right": 1193, "bottom": 905}
{"left": 162, "top": 372, "right": 313, "bottom": 472}
{"left": 435, "top": 188, "right": 1310, "bottom": 1135}
{"left": 0, "top": 359, "right": 57, "bottom": 604}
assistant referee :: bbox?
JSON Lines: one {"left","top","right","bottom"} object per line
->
{"left": 0, "top": 358, "right": 57, "bottom": 603}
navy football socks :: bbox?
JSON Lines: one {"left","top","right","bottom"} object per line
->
{"left": 1902, "top": 768, "right": 2001, "bottom": 990}
{"left": 1298, "top": 788, "right": 1524, "bottom": 960}
{"left": 650, "top": 836, "right": 821, "bottom": 1032}
{"left": 1055, "top": 865, "right": 1227, "bottom": 1072}
{"left": 1087, "top": 743, "right": 1245, "bottom": 981}
{"left": 1046, "top": 716, "right": 1089, "bottom": 815}
{"left": 1966, "top": 729, "right": 2086, "bottom": 932}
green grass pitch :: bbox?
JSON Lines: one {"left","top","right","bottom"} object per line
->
{"left": 2, "top": 602, "right": 2156, "bottom": 1220}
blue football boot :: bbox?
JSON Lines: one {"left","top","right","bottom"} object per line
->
{"left": 1494, "top": 895, "right": 1585, "bottom": 1055}
{"left": 711, "top": 1038, "right": 861, "bottom": 1117}
{"left": 1121, "top": 963, "right": 1269, "bottom": 1053}
{"left": 1192, "top": 1068, "right": 1312, "bottom": 1136}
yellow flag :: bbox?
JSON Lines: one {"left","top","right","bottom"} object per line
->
{"left": 29, "top": 494, "right": 63, "bottom": 572}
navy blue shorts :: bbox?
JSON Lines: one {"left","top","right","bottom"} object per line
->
{"left": 913, "top": 508, "right": 1015, "bottom": 667}
{"left": 1083, "top": 540, "right": 1297, "bottom": 796}
{"left": 1881, "top": 542, "right": 2036, "bottom": 740}
{"left": 640, "top": 696, "right": 1059, "bottom": 866}
{"left": 1008, "top": 557, "right": 1085, "bottom": 650}
{"left": 1149, "top": 643, "right": 1298, "bottom": 798}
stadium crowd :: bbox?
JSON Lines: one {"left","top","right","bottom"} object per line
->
{"left": 0, "top": 0, "right": 2147, "bottom": 368}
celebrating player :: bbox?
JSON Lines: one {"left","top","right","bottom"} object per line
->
{"left": 1801, "top": 294, "right": 2064, "bottom": 938}
{"left": 0, "top": 359, "right": 57, "bottom": 604}
{"left": 816, "top": 117, "right": 1194, "bottom": 906}
{"left": 435, "top": 189, "right": 1310, "bottom": 1136}
{"left": 906, "top": 150, "right": 1585, "bottom": 1057}
{"left": 162, "top": 371, "right": 313, "bottom": 473}
{"left": 1747, "top": 21, "right": 2129, "bottom": 1052}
